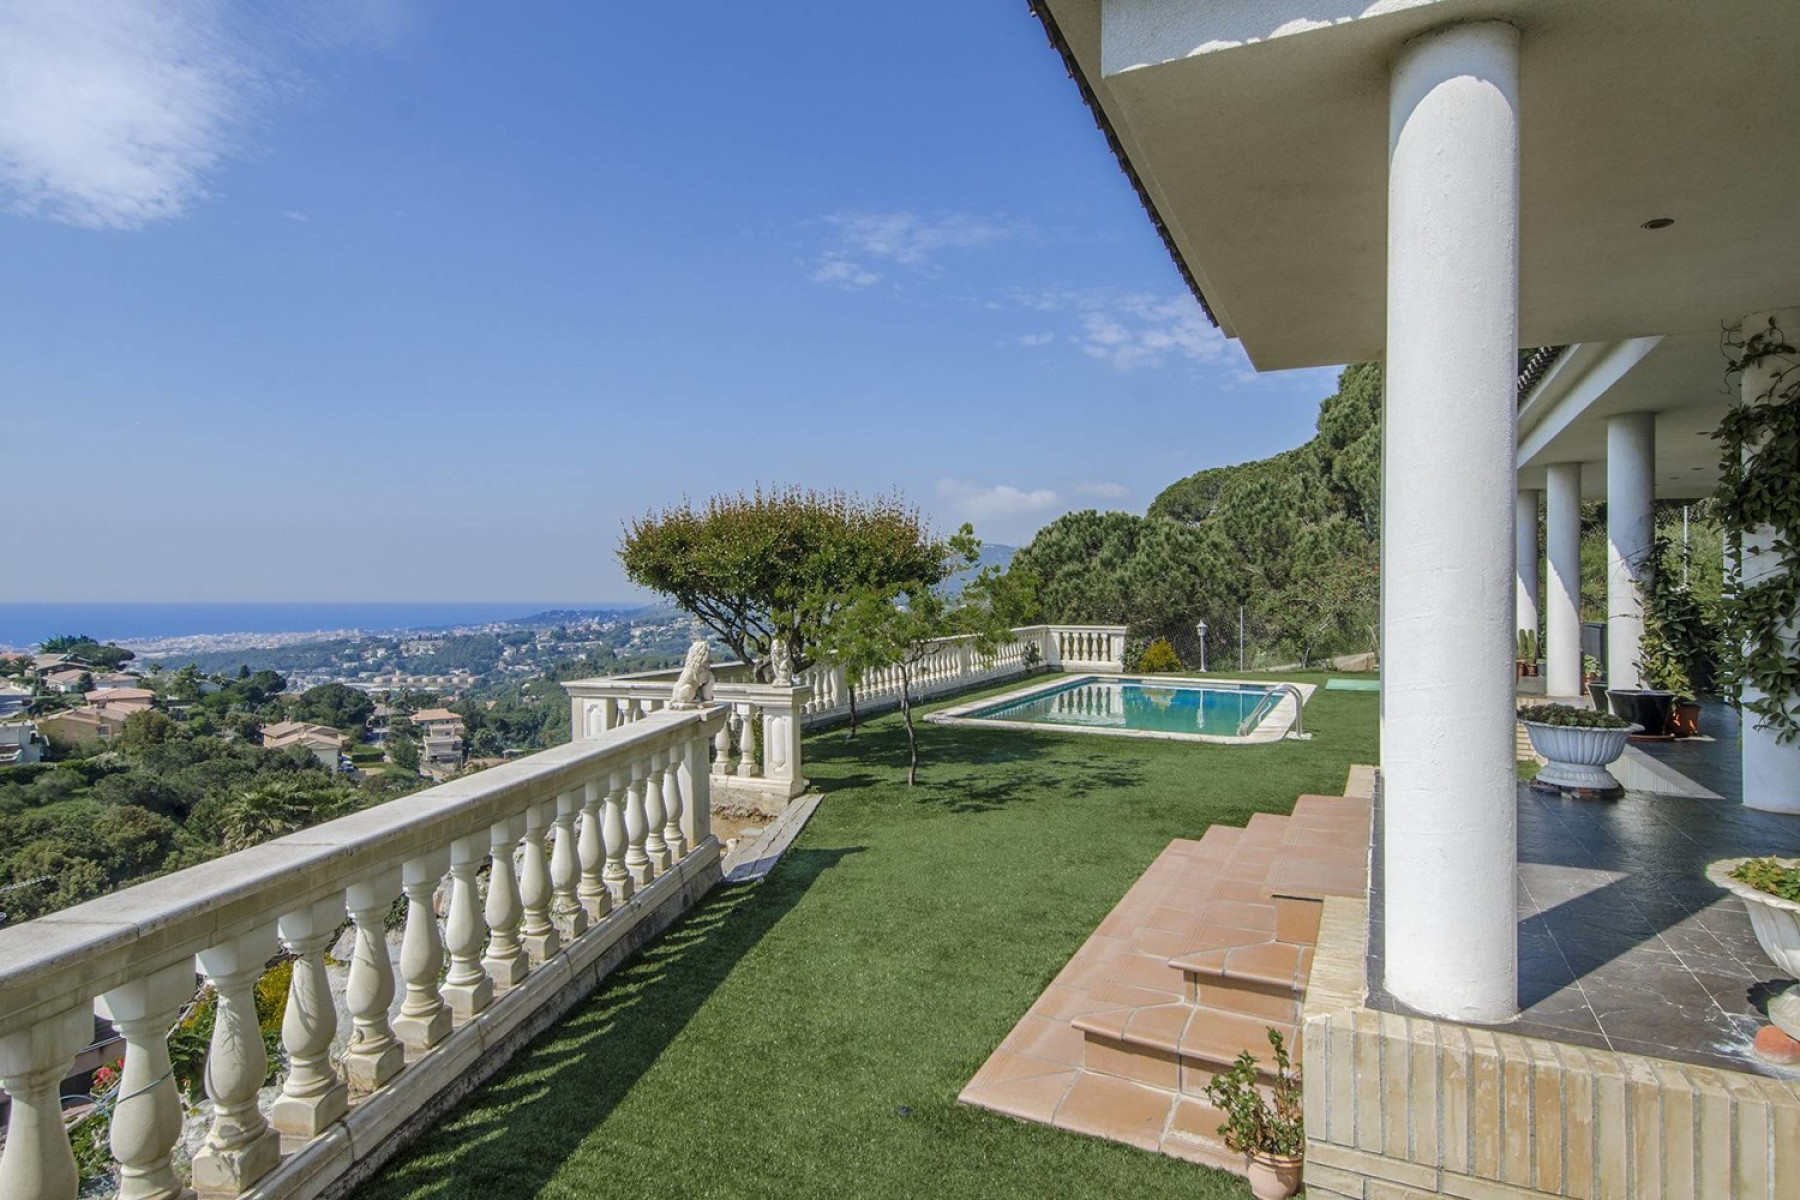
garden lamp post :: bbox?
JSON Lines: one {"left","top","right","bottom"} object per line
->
{"left": 1196, "top": 622, "right": 1208, "bottom": 673}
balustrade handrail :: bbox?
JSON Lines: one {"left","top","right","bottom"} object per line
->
{"left": 0, "top": 706, "right": 721, "bottom": 1044}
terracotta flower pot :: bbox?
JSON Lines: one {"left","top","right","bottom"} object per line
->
{"left": 1671, "top": 700, "right": 1702, "bottom": 737}
{"left": 1247, "top": 1151, "right": 1303, "bottom": 1200}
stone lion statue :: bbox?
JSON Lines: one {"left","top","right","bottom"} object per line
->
{"left": 668, "top": 640, "right": 715, "bottom": 709}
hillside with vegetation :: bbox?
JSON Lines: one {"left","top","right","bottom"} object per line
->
{"left": 1010, "top": 363, "right": 1382, "bottom": 669}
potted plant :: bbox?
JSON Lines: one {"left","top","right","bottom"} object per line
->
{"left": 1515, "top": 628, "right": 1540, "bottom": 678}
{"left": 1703, "top": 857, "right": 1800, "bottom": 1063}
{"left": 1670, "top": 696, "right": 1703, "bottom": 738}
{"left": 1517, "top": 703, "right": 1639, "bottom": 797}
{"left": 1583, "top": 654, "right": 1608, "bottom": 710}
{"left": 1203, "top": 1028, "right": 1303, "bottom": 1200}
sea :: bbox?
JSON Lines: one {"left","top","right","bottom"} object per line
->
{"left": 0, "top": 603, "right": 631, "bottom": 650}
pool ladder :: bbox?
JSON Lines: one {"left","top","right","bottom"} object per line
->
{"left": 1272, "top": 682, "right": 1310, "bottom": 739}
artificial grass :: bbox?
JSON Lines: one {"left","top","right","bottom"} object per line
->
{"left": 364, "top": 673, "right": 1379, "bottom": 1200}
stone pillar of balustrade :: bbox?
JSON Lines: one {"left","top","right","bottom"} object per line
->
{"left": 681, "top": 725, "right": 715, "bottom": 850}
{"left": 734, "top": 704, "right": 762, "bottom": 779}
{"left": 551, "top": 787, "right": 588, "bottom": 940}
{"left": 95, "top": 962, "right": 195, "bottom": 1200}
{"left": 441, "top": 835, "right": 494, "bottom": 1020}
{"left": 272, "top": 898, "right": 350, "bottom": 1147}
{"left": 0, "top": 1004, "right": 92, "bottom": 1200}
{"left": 343, "top": 872, "right": 405, "bottom": 1093}
{"left": 643, "top": 750, "right": 671, "bottom": 871}
{"left": 711, "top": 717, "right": 733, "bottom": 777}
{"left": 483, "top": 815, "right": 528, "bottom": 989}
{"left": 192, "top": 928, "right": 283, "bottom": 1194}
{"left": 759, "top": 686, "right": 810, "bottom": 799}
{"left": 394, "top": 851, "right": 453, "bottom": 1061}
{"left": 660, "top": 750, "right": 687, "bottom": 860}
{"left": 518, "top": 801, "right": 561, "bottom": 965}
{"left": 577, "top": 778, "right": 612, "bottom": 923}
{"left": 603, "top": 767, "right": 635, "bottom": 902}
{"left": 624, "top": 760, "right": 655, "bottom": 887}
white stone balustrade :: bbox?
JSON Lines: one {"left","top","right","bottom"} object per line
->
{"left": 0, "top": 707, "right": 726, "bottom": 1200}
{"left": 566, "top": 625, "right": 1124, "bottom": 810}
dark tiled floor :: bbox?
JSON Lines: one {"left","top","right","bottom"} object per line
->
{"left": 1370, "top": 780, "right": 1800, "bottom": 1078}
{"left": 1633, "top": 698, "right": 1743, "bottom": 800}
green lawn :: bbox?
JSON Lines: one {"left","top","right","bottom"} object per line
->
{"left": 364, "top": 673, "right": 1379, "bottom": 1200}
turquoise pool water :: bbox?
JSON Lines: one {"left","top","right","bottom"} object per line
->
{"left": 967, "top": 677, "right": 1281, "bottom": 738}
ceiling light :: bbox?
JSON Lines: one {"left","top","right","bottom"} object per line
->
{"left": 1641, "top": 217, "right": 1675, "bottom": 230}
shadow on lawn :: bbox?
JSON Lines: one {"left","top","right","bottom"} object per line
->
{"left": 360, "top": 844, "right": 863, "bottom": 1200}
{"left": 807, "top": 722, "right": 1148, "bottom": 814}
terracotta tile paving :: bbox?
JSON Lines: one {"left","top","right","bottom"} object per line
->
{"left": 960, "top": 782, "right": 1375, "bottom": 1174}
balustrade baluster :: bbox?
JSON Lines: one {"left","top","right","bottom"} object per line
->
{"left": 442, "top": 835, "right": 494, "bottom": 1019}
{"left": 551, "top": 788, "right": 588, "bottom": 939}
{"left": 519, "top": 802, "right": 560, "bottom": 964}
{"left": 482, "top": 816, "right": 528, "bottom": 988}
{"left": 625, "top": 759, "right": 654, "bottom": 886}
{"left": 712, "top": 717, "right": 732, "bottom": 776}
{"left": 193, "top": 929, "right": 282, "bottom": 1192}
{"left": 394, "top": 852, "right": 452, "bottom": 1060}
{"left": 577, "top": 779, "right": 611, "bottom": 922}
{"left": 681, "top": 730, "right": 713, "bottom": 848}
{"left": 95, "top": 963, "right": 193, "bottom": 1200}
{"left": 735, "top": 704, "right": 761, "bottom": 778}
{"left": 661, "top": 747, "right": 687, "bottom": 859}
{"left": 344, "top": 873, "right": 404, "bottom": 1093}
{"left": 643, "top": 750, "right": 671, "bottom": 871}
{"left": 272, "top": 899, "right": 349, "bottom": 1147}
{"left": 0, "top": 1005, "right": 91, "bottom": 1200}
{"left": 603, "top": 768, "right": 634, "bottom": 902}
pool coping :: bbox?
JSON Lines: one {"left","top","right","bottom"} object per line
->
{"left": 926, "top": 674, "right": 1316, "bottom": 745}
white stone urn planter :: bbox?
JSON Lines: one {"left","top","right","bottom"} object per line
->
{"left": 1521, "top": 720, "right": 1640, "bottom": 794}
{"left": 1704, "top": 858, "right": 1800, "bottom": 1050}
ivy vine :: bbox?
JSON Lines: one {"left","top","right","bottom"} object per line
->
{"left": 1717, "top": 315, "right": 1800, "bottom": 743}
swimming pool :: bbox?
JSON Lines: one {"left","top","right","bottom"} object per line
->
{"left": 929, "top": 675, "right": 1310, "bottom": 744}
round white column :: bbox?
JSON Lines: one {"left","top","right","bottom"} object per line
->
{"left": 1516, "top": 489, "right": 1541, "bottom": 647}
{"left": 1605, "top": 413, "right": 1656, "bottom": 690}
{"left": 1544, "top": 463, "right": 1585, "bottom": 699}
{"left": 1737, "top": 308, "right": 1800, "bottom": 813}
{"left": 1382, "top": 19, "right": 1521, "bottom": 1024}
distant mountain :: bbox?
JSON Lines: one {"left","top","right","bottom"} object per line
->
{"left": 945, "top": 543, "right": 1016, "bottom": 597}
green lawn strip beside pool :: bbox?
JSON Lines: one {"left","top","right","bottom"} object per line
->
{"left": 364, "top": 672, "right": 1378, "bottom": 1200}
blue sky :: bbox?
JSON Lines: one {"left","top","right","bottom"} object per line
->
{"left": 0, "top": 1, "right": 1341, "bottom": 603}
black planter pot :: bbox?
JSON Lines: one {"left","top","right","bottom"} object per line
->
{"left": 1586, "top": 681, "right": 1609, "bottom": 711}
{"left": 1607, "top": 688, "right": 1675, "bottom": 737}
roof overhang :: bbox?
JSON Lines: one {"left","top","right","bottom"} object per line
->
{"left": 1032, "top": 0, "right": 1800, "bottom": 369}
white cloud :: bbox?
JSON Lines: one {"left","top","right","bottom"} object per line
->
{"left": 1016, "top": 332, "right": 1054, "bottom": 346}
{"left": 280, "top": 209, "right": 309, "bottom": 222}
{"left": 808, "top": 254, "right": 881, "bottom": 290}
{"left": 1074, "top": 480, "right": 1129, "bottom": 501}
{"left": 806, "top": 209, "right": 1024, "bottom": 287}
{"left": 935, "top": 478, "right": 1060, "bottom": 524}
{"left": 0, "top": 1, "right": 406, "bottom": 231}
{"left": 1015, "top": 287, "right": 1228, "bottom": 371}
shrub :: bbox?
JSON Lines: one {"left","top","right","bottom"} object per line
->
{"left": 1516, "top": 703, "right": 1631, "bottom": 730}
{"left": 1203, "top": 1028, "right": 1302, "bottom": 1157}
{"left": 1730, "top": 857, "right": 1800, "bottom": 903}
{"left": 1136, "top": 638, "right": 1184, "bottom": 674}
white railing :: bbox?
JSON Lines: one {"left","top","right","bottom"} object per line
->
{"left": 564, "top": 624, "right": 1127, "bottom": 806}
{"left": 0, "top": 705, "right": 727, "bottom": 1200}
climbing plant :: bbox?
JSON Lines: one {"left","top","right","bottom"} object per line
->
{"left": 1717, "top": 315, "right": 1800, "bottom": 742}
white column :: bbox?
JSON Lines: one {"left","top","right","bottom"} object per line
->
{"left": 518, "top": 801, "right": 560, "bottom": 965}
{"left": 192, "top": 929, "right": 283, "bottom": 1192}
{"left": 96, "top": 964, "right": 194, "bottom": 1200}
{"left": 481, "top": 816, "right": 528, "bottom": 989}
{"left": 1606, "top": 412, "right": 1657, "bottom": 690}
{"left": 0, "top": 1005, "right": 91, "bottom": 1200}
{"left": 1515, "top": 489, "right": 1540, "bottom": 645}
{"left": 551, "top": 787, "right": 588, "bottom": 939}
{"left": 1382, "top": 19, "right": 1521, "bottom": 1023}
{"left": 272, "top": 898, "right": 349, "bottom": 1147}
{"left": 1544, "top": 463, "right": 1585, "bottom": 699}
{"left": 394, "top": 852, "right": 452, "bottom": 1060}
{"left": 343, "top": 873, "right": 404, "bottom": 1093}
{"left": 1737, "top": 308, "right": 1800, "bottom": 813}
{"left": 577, "top": 779, "right": 612, "bottom": 923}
{"left": 440, "top": 835, "right": 494, "bottom": 1019}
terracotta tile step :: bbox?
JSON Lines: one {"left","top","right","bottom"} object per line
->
{"left": 1072, "top": 1003, "right": 1298, "bottom": 1083}
{"left": 1163, "top": 1095, "right": 1240, "bottom": 1170}
{"left": 1170, "top": 938, "right": 1306, "bottom": 992}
